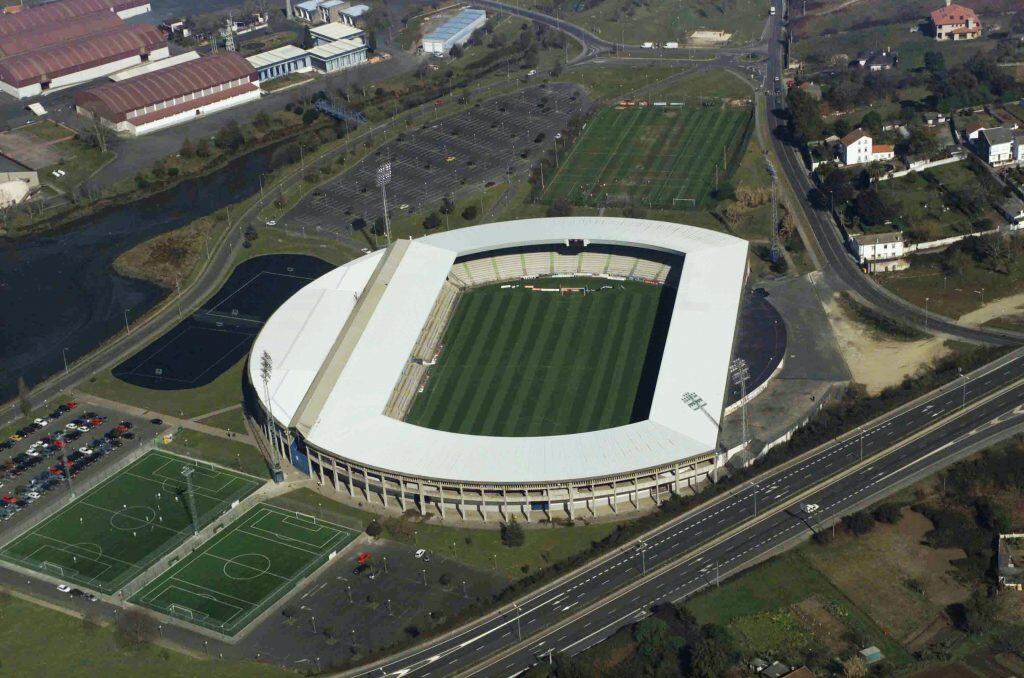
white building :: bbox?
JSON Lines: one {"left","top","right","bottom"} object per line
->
{"left": 309, "top": 21, "right": 364, "bottom": 46}
{"left": 850, "top": 231, "right": 905, "bottom": 267}
{"left": 307, "top": 38, "right": 367, "bottom": 73}
{"left": 246, "top": 45, "right": 311, "bottom": 82}
{"left": 840, "top": 129, "right": 894, "bottom": 166}
{"left": 422, "top": 8, "right": 486, "bottom": 55}
{"left": 976, "top": 127, "right": 1014, "bottom": 166}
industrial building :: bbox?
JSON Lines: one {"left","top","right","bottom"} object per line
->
{"left": 308, "top": 39, "right": 367, "bottom": 73}
{"left": 0, "top": 0, "right": 160, "bottom": 98}
{"left": 74, "top": 53, "right": 259, "bottom": 137}
{"left": 309, "top": 21, "right": 364, "bottom": 46}
{"left": 422, "top": 8, "right": 486, "bottom": 55}
{"left": 293, "top": 0, "right": 367, "bottom": 26}
{"left": 246, "top": 45, "right": 311, "bottom": 82}
{"left": 109, "top": 51, "right": 199, "bottom": 82}
{"left": 249, "top": 218, "right": 748, "bottom": 522}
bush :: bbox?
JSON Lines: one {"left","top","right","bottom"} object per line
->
{"left": 501, "top": 518, "right": 525, "bottom": 547}
{"left": 872, "top": 504, "right": 902, "bottom": 524}
{"left": 439, "top": 572, "right": 452, "bottom": 586}
{"left": 461, "top": 205, "right": 478, "bottom": 221}
{"left": 546, "top": 197, "right": 573, "bottom": 217}
{"left": 842, "top": 510, "right": 875, "bottom": 536}
{"left": 423, "top": 212, "right": 442, "bottom": 230}
{"left": 366, "top": 519, "right": 383, "bottom": 537}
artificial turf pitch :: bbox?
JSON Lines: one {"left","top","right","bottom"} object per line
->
{"left": 0, "top": 451, "right": 261, "bottom": 594}
{"left": 543, "top": 105, "right": 751, "bottom": 208}
{"left": 131, "top": 504, "right": 358, "bottom": 635}
{"left": 406, "top": 276, "right": 670, "bottom": 437}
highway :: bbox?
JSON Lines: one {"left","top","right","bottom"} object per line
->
{"left": 341, "top": 348, "right": 1024, "bottom": 677}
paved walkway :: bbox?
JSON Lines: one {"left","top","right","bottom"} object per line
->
{"left": 72, "top": 392, "right": 258, "bottom": 445}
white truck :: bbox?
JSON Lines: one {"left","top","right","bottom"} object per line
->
{"left": 642, "top": 41, "right": 655, "bottom": 48}
{"left": 664, "top": 41, "right": 679, "bottom": 48}
{"left": 770, "top": 5, "right": 776, "bottom": 15}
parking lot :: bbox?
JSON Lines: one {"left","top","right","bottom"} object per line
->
{"left": 238, "top": 537, "right": 508, "bottom": 670}
{"left": 0, "top": 401, "right": 164, "bottom": 535}
{"left": 283, "top": 83, "right": 590, "bottom": 237}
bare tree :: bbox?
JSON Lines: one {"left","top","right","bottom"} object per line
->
{"left": 114, "top": 609, "right": 156, "bottom": 650}
{"left": 16, "top": 377, "right": 30, "bottom": 417}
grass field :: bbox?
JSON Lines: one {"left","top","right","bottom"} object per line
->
{"left": 543, "top": 105, "right": 751, "bottom": 209}
{"left": 0, "top": 451, "right": 262, "bottom": 594}
{"left": 131, "top": 504, "right": 358, "bottom": 635}
{"left": 162, "top": 429, "right": 271, "bottom": 479}
{"left": 406, "top": 276, "right": 672, "bottom": 437}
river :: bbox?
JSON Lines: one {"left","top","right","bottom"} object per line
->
{"left": 0, "top": 143, "right": 285, "bottom": 403}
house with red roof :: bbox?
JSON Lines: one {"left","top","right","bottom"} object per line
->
{"left": 930, "top": 1, "right": 981, "bottom": 41}
{"left": 840, "top": 129, "right": 894, "bottom": 166}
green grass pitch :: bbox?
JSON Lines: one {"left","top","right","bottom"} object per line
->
{"left": 406, "top": 276, "right": 672, "bottom": 436}
{"left": 543, "top": 105, "right": 751, "bottom": 208}
{"left": 0, "top": 451, "right": 262, "bottom": 594}
{"left": 131, "top": 504, "right": 358, "bottom": 636}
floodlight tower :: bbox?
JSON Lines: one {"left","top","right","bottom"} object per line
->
{"left": 729, "top": 358, "right": 750, "bottom": 446}
{"left": 683, "top": 391, "right": 723, "bottom": 483}
{"left": 376, "top": 161, "right": 393, "bottom": 246}
{"left": 181, "top": 466, "right": 199, "bottom": 536}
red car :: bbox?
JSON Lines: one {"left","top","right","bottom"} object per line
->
{"left": 357, "top": 552, "right": 371, "bottom": 565}
{"left": 114, "top": 425, "right": 128, "bottom": 433}
{"left": 89, "top": 418, "right": 103, "bottom": 427}
{"left": 1, "top": 495, "right": 17, "bottom": 505}
{"left": 66, "top": 401, "right": 78, "bottom": 409}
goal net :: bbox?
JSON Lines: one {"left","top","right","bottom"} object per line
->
{"left": 292, "top": 511, "right": 317, "bottom": 525}
{"left": 43, "top": 561, "right": 77, "bottom": 578}
{"left": 169, "top": 603, "right": 209, "bottom": 622}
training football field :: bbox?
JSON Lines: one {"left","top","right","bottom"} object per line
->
{"left": 131, "top": 504, "right": 358, "bottom": 636}
{"left": 0, "top": 451, "right": 262, "bottom": 594}
{"left": 406, "top": 277, "right": 673, "bottom": 436}
{"left": 543, "top": 105, "right": 751, "bottom": 208}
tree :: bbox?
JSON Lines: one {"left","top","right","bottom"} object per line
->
{"left": 114, "top": 609, "right": 156, "bottom": 650}
{"left": 786, "top": 87, "right": 823, "bottom": 144}
{"left": 214, "top": 121, "right": 245, "bottom": 151}
{"left": 449, "top": 44, "right": 463, "bottom": 58}
{"left": 253, "top": 110, "right": 271, "bottom": 130}
{"left": 853, "top": 188, "right": 889, "bottom": 226}
{"left": 15, "top": 376, "right": 30, "bottom": 419}
{"left": 924, "top": 51, "right": 946, "bottom": 76}
{"left": 842, "top": 510, "right": 875, "bottom": 535}
{"left": 301, "top": 25, "right": 314, "bottom": 49}
{"left": 179, "top": 137, "right": 194, "bottom": 158}
{"left": 195, "top": 138, "right": 212, "bottom": 158}
{"left": 461, "top": 204, "right": 478, "bottom": 221}
{"left": 423, "top": 211, "right": 442, "bottom": 230}
{"left": 860, "top": 110, "right": 883, "bottom": 134}
{"left": 873, "top": 504, "right": 902, "bottom": 524}
{"left": 689, "top": 636, "right": 732, "bottom": 678}
{"left": 546, "top": 197, "right": 573, "bottom": 217}
{"left": 366, "top": 519, "right": 383, "bottom": 536}
{"left": 302, "top": 108, "right": 320, "bottom": 125}
{"left": 501, "top": 518, "right": 525, "bottom": 547}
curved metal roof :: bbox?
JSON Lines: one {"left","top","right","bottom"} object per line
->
{"left": 0, "top": 23, "right": 164, "bottom": 87}
{"left": 249, "top": 218, "right": 749, "bottom": 484}
{"left": 0, "top": 0, "right": 144, "bottom": 37}
{"left": 74, "top": 52, "right": 255, "bottom": 122}
{"left": 0, "top": 10, "right": 121, "bottom": 58}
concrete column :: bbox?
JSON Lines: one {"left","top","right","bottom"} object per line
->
{"left": 419, "top": 482, "right": 426, "bottom": 516}
{"left": 381, "top": 473, "right": 388, "bottom": 508}
{"left": 589, "top": 483, "right": 595, "bottom": 516}
{"left": 399, "top": 477, "right": 407, "bottom": 511}
{"left": 346, "top": 462, "right": 354, "bottom": 496}
{"left": 673, "top": 463, "right": 681, "bottom": 494}
{"left": 653, "top": 472, "right": 660, "bottom": 504}
{"left": 437, "top": 484, "right": 445, "bottom": 519}
{"left": 501, "top": 488, "right": 508, "bottom": 522}
{"left": 480, "top": 488, "right": 487, "bottom": 522}
{"left": 330, "top": 458, "right": 339, "bottom": 492}
{"left": 544, "top": 486, "right": 551, "bottom": 521}
{"left": 524, "top": 489, "right": 531, "bottom": 522}
{"left": 611, "top": 479, "right": 618, "bottom": 513}
{"left": 362, "top": 468, "right": 371, "bottom": 501}
{"left": 632, "top": 477, "right": 639, "bottom": 509}
{"left": 459, "top": 484, "right": 465, "bottom": 520}
{"left": 568, "top": 484, "right": 575, "bottom": 521}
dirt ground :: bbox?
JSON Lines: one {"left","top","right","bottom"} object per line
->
{"left": 957, "top": 291, "right": 1024, "bottom": 327}
{"left": 804, "top": 509, "right": 968, "bottom": 645}
{"left": 791, "top": 598, "right": 849, "bottom": 654}
{"left": 822, "top": 294, "right": 949, "bottom": 395}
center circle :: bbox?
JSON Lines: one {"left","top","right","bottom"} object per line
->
{"left": 110, "top": 506, "right": 156, "bottom": 531}
{"left": 222, "top": 553, "right": 272, "bottom": 580}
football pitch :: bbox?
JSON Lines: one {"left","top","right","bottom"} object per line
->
{"left": 0, "top": 451, "right": 262, "bottom": 594}
{"left": 131, "top": 504, "right": 358, "bottom": 636}
{"left": 543, "top": 105, "right": 752, "bottom": 208}
{"left": 406, "top": 276, "right": 673, "bottom": 436}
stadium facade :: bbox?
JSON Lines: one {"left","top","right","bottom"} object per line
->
{"left": 248, "top": 218, "right": 748, "bottom": 521}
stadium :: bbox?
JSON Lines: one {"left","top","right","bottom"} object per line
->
{"left": 248, "top": 217, "right": 749, "bottom": 521}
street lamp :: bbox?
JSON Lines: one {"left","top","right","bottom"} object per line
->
{"left": 924, "top": 297, "right": 930, "bottom": 330}
{"left": 123, "top": 308, "right": 131, "bottom": 334}
{"left": 637, "top": 539, "right": 648, "bottom": 576}
{"left": 957, "top": 367, "right": 968, "bottom": 408}
{"left": 62, "top": 347, "right": 69, "bottom": 374}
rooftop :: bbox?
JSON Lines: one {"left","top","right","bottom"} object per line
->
{"left": 246, "top": 44, "right": 309, "bottom": 69}
{"left": 854, "top": 231, "right": 903, "bottom": 245}
{"left": 249, "top": 218, "right": 748, "bottom": 484}
{"left": 841, "top": 128, "right": 871, "bottom": 145}
{"left": 0, "top": 0, "right": 147, "bottom": 37}
{"left": 424, "top": 8, "right": 486, "bottom": 42}
{"left": 75, "top": 52, "right": 255, "bottom": 122}
{"left": 0, "top": 10, "right": 121, "bottom": 58}
{"left": 307, "top": 38, "right": 365, "bottom": 59}
{"left": 341, "top": 4, "right": 369, "bottom": 17}
{"left": 309, "top": 21, "right": 363, "bottom": 41}
{"left": 980, "top": 127, "right": 1013, "bottom": 146}
{"left": 931, "top": 3, "right": 979, "bottom": 26}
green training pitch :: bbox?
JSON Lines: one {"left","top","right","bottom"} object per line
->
{"left": 406, "top": 276, "right": 674, "bottom": 437}
{"left": 0, "top": 450, "right": 262, "bottom": 594}
{"left": 131, "top": 504, "right": 358, "bottom": 636}
{"left": 543, "top": 105, "right": 752, "bottom": 208}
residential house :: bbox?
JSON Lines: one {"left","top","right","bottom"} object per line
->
{"left": 1015, "top": 132, "right": 1024, "bottom": 164}
{"left": 841, "top": 129, "right": 894, "bottom": 166}
{"left": 998, "top": 534, "right": 1023, "bottom": 591}
{"left": 930, "top": 1, "right": 981, "bottom": 41}
{"left": 998, "top": 197, "right": 1024, "bottom": 225}
{"left": 921, "top": 111, "right": 947, "bottom": 127}
{"left": 976, "top": 127, "right": 1014, "bottom": 166}
{"left": 962, "top": 120, "right": 987, "bottom": 142}
{"left": 853, "top": 49, "right": 898, "bottom": 71}
{"left": 850, "top": 231, "right": 905, "bottom": 268}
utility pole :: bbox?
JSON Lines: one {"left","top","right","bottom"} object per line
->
{"left": 181, "top": 466, "right": 199, "bottom": 536}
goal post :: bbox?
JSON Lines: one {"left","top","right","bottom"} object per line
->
{"left": 672, "top": 197, "right": 697, "bottom": 208}
{"left": 43, "top": 561, "right": 75, "bottom": 577}
{"left": 291, "top": 510, "right": 317, "bottom": 525}
{"left": 168, "top": 603, "right": 209, "bottom": 622}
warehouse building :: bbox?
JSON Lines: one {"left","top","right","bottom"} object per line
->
{"left": 0, "top": 23, "right": 167, "bottom": 99}
{"left": 422, "top": 8, "right": 486, "bottom": 55}
{"left": 309, "top": 21, "right": 364, "bottom": 46}
{"left": 307, "top": 38, "right": 366, "bottom": 73}
{"left": 246, "top": 45, "right": 311, "bottom": 82}
{"left": 0, "top": 0, "right": 150, "bottom": 37}
{"left": 74, "top": 53, "right": 259, "bottom": 136}
{"left": 109, "top": 50, "right": 199, "bottom": 81}
{"left": 0, "top": 10, "right": 121, "bottom": 58}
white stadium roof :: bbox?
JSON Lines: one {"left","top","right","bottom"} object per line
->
{"left": 250, "top": 218, "right": 748, "bottom": 484}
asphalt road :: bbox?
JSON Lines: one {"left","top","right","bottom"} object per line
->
{"left": 342, "top": 348, "right": 1024, "bottom": 677}
{"left": 758, "top": 9, "right": 1024, "bottom": 347}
